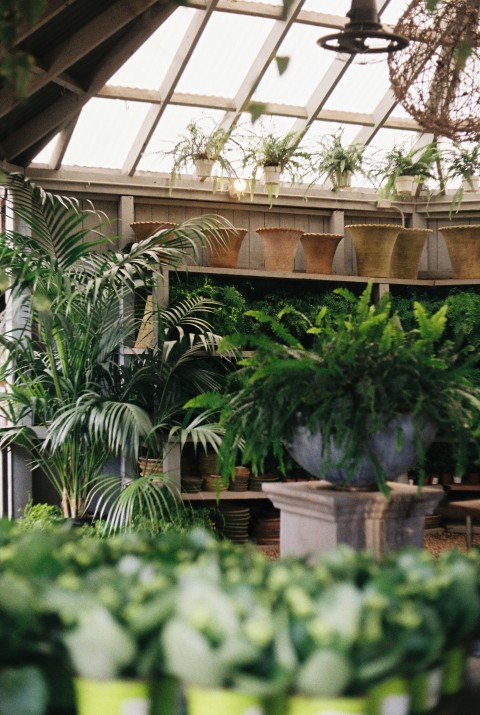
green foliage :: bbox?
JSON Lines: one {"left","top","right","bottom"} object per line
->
{"left": 170, "top": 275, "right": 249, "bottom": 336}
{"left": 163, "top": 118, "right": 238, "bottom": 190}
{"left": 241, "top": 126, "right": 309, "bottom": 184}
{"left": 0, "top": 0, "right": 47, "bottom": 95}
{"left": 0, "top": 174, "right": 228, "bottom": 519}
{"left": 17, "top": 501, "right": 64, "bottom": 532}
{"left": 310, "top": 129, "right": 366, "bottom": 191}
{"left": 377, "top": 141, "right": 440, "bottom": 198}
{"left": 197, "top": 284, "right": 480, "bottom": 492}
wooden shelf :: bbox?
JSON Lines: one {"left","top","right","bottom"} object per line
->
{"left": 444, "top": 484, "right": 480, "bottom": 492}
{"left": 172, "top": 265, "right": 436, "bottom": 287}
{"left": 181, "top": 490, "right": 271, "bottom": 501}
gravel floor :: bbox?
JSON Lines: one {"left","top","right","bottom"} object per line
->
{"left": 259, "top": 529, "right": 480, "bottom": 560}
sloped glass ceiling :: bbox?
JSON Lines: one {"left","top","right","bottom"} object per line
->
{"left": 32, "top": 0, "right": 448, "bottom": 186}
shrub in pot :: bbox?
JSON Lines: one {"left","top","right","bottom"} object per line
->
{"left": 195, "top": 283, "right": 480, "bottom": 494}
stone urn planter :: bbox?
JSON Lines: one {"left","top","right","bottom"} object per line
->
{"left": 345, "top": 224, "right": 402, "bottom": 278}
{"left": 130, "top": 221, "right": 177, "bottom": 241}
{"left": 205, "top": 227, "right": 248, "bottom": 268}
{"left": 389, "top": 227, "right": 432, "bottom": 279}
{"left": 299, "top": 233, "right": 342, "bottom": 274}
{"left": 438, "top": 224, "right": 480, "bottom": 278}
{"left": 286, "top": 414, "right": 437, "bottom": 490}
{"left": 256, "top": 226, "right": 304, "bottom": 272}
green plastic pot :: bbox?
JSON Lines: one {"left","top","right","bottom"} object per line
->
{"left": 74, "top": 677, "right": 150, "bottom": 715}
{"left": 185, "top": 685, "right": 266, "bottom": 715}
{"left": 409, "top": 667, "right": 443, "bottom": 713}
{"left": 367, "top": 676, "right": 410, "bottom": 715}
{"left": 441, "top": 645, "right": 468, "bottom": 696}
{"left": 287, "top": 694, "right": 367, "bottom": 715}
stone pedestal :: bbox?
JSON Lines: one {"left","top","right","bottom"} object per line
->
{"left": 262, "top": 481, "right": 443, "bottom": 558}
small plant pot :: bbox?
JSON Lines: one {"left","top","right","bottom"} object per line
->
{"left": 345, "top": 224, "right": 402, "bottom": 278}
{"left": 206, "top": 227, "right": 248, "bottom": 268}
{"left": 195, "top": 158, "right": 215, "bottom": 179}
{"left": 368, "top": 676, "right": 410, "bottom": 715}
{"left": 462, "top": 176, "right": 480, "bottom": 192}
{"left": 185, "top": 685, "right": 267, "bottom": 715}
{"left": 453, "top": 475, "right": 463, "bottom": 485}
{"left": 439, "top": 225, "right": 480, "bottom": 279}
{"left": 74, "top": 677, "right": 150, "bottom": 715}
{"left": 395, "top": 175, "right": 416, "bottom": 196}
{"left": 263, "top": 165, "right": 282, "bottom": 186}
{"left": 288, "top": 694, "right": 367, "bottom": 715}
{"left": 300, "top": 233, "right": 342, "bottom": 274}
{"left": 256, "top": 226, "right": 304, "bottom": 272}
{"left": 408, "top": 667, "right": 443, "bottom": 713}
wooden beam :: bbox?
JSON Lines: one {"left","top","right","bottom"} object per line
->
{"left": 123, "top": 1, "right": 220, "bottom": 176}
{"left": 2, "top": 3, "right": 176, "bottom": 163}
{"left": 0, "top": 0, "right": 162, "bottom": 120}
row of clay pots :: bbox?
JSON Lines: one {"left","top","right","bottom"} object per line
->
{"left": 347, "top": 223, "right": 480, "bottom": 280}
{"left": 131, "top": 220, "right": 480, "bottom": 280}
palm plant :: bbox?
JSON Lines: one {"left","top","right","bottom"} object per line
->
{"left": 0, "top": 173, "right": 229, "bottom": 519}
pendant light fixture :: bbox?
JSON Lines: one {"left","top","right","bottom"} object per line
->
{"left": 318, "top": 0, "right": 409, "bottom": 55}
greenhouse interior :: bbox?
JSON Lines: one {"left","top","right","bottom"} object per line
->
{"left": 2, "top": 0, "right": 480, "bottom": 713}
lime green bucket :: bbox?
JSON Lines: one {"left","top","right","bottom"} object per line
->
{"left": 441, "top": 645, "right": 468, "bottom": 696}
{"left": 287, "top": 694, "right": 367, "bottom": 715}
{"left": 367, "top": 676, "right": 410, "bottom": 715}
{"left": 74, "top": 677, "right": 150, "bottom": 715}
{"left": 185, "top": 685, "right": 266, "bottom": 715}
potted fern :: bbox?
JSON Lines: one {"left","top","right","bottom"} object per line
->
{"left": 311, "top": 130, "right": 366, "bottom": 191}
{"left": 196, "top": 284, "right": 480, "bottom": 495}
{"left": 241, "top": 128, "right": 310, "bottom": 204}
{"left": 163, "top": 117, "right": 238, "bottom": 191}
{"left": 377, "top": 142, "right": 440, "bottom": 198}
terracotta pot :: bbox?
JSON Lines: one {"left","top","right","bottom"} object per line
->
{"left": 300, "top": 233, "right": 342, "bottom": 274}
{"left": 389, "top": 228, "right": 432, "bottom": 279}
{"left": 439, "top": 224, "right": 480, "bottom": 278}
{"left": 206, "top": 227, "right": 248, "bottom": 268}
{"left": 256, "top": 226, "right": 304, "bottom": 272}
{"left": 130, "top": 221, "right": 177, "bottom": 241}
{"left": 345, "top": 224, "right": 401, "bottom": 278}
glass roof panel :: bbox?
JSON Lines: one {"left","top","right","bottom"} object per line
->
{"left": 323, "top": 59, "right": 391, "bottom": 114}
{"left": 380, "top": 0, "right": 411, "bottom": 25}
{"left": 137, "top": 106, "right": 226, "bottom": 173}
{"left": 107, "top": 8, "right": 196, "bottom": 90}
{"left": 253, "top": 23, "right": 334, "bottom": 105}
{"left": 175, "top": 13, "right": 274, "bottom": 98}
{"left": 62, "top": 99, "right": 152, "bottom": 168}
{"left": 32, "top": 134, "right": 60, "bottom": 165}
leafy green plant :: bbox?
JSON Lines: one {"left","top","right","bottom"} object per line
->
{"left": 0, "top": 173, "right": 229, "bottom": 519}
{"left": 377, "top": 141, "right": 440, "bottom": 198}
{"left": 163, "top": 117, "right": 239, "bottom": 191}
{"left": 310, "top": 130, "right": 366, "bottom": 192}
{"left": 194, "top": 284, "right": 480, "bottom": 494}
{"left": 444, "top": 141, "right": 480, "bottom": 214}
